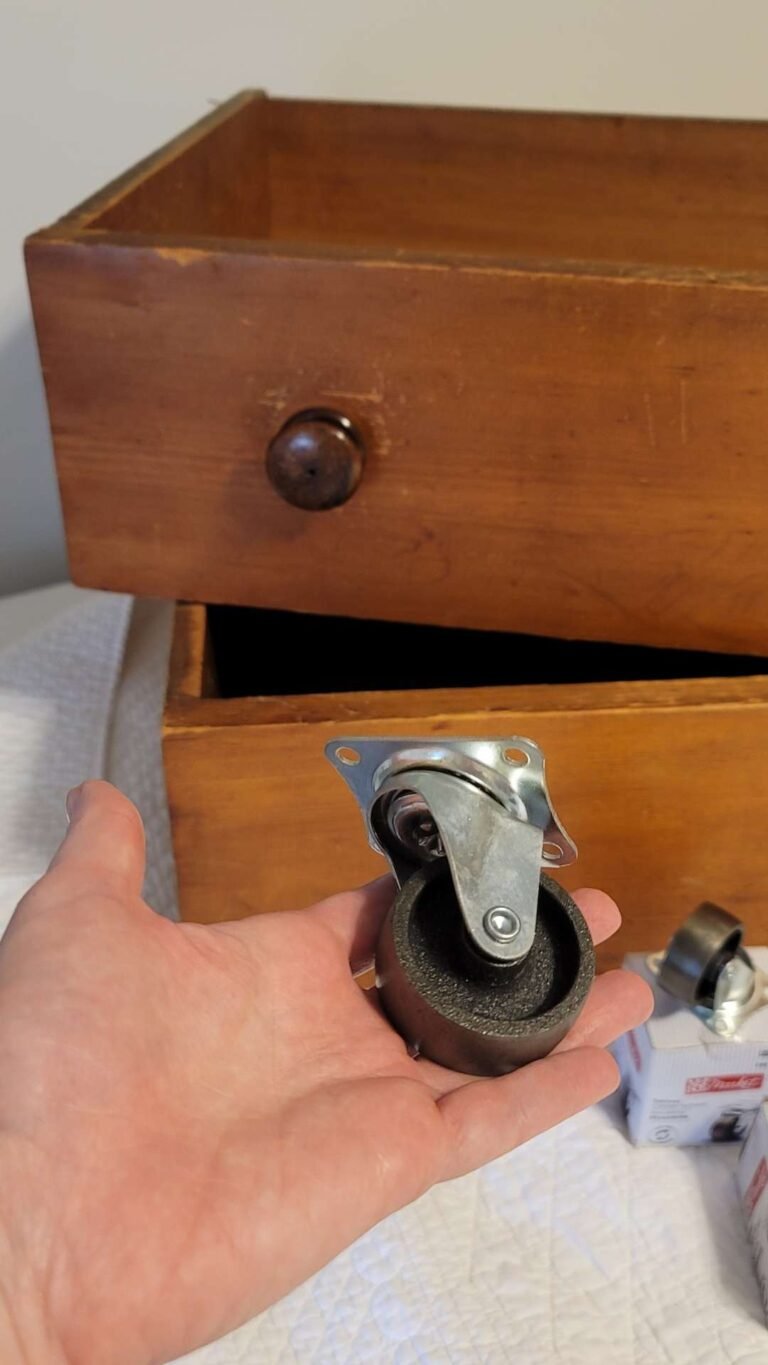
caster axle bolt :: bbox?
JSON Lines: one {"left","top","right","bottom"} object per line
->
{"left": 483, "top": 907, "right": 521, "bottom": 942}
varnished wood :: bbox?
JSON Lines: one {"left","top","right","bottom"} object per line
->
{"left": 167, "top": 602, "right": 218, "bottom": 699}
{"left": 164, "top": 605, "right": 768, "bottom": 971}
{"left": 266, "top": 99, "right": 768, "bottom": 273}
{"left": 26, "top": 94, "right": 768, "bottom": 655}
{"left": 43, "top": 92, "right": 768, "bottom": 272}
{"left": 26, "top": 231, "right": 768, "bottom": 656}
{"left": 54, "top": 92, "right": 269, "bottom": 239}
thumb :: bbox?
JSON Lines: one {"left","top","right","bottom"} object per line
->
{"left": 48, "top": 780, "right": 146, "bottom": 899}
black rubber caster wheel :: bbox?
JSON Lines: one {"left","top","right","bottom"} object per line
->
{"left": 375, "top": 861, "right": 595, "bottom": 1076}
{"left": 658, "top": 902, "right": 747, "bottom": 1009}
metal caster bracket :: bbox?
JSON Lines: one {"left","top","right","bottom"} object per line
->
{"left": 325, "top": 736, "right": 577, "bottom": 965}
{"left": 326, "top": 736, "right": 594, "bottom": 1075}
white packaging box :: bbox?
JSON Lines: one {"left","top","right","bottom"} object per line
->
{"left": 737, "top": 1098, "right": 768, "bottom": 1321}
{"left": 614, "top": 949, "right": 768, "bottom": 1146}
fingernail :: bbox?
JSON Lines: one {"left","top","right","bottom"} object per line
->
{"left": 65, "top": 784, "right": 84, "bottom": 825}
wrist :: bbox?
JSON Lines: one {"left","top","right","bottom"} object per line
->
{"left": 0, "top": 1285, "right": 63, "bottom": 1365}
{"left": 0, "top": 1173, "right": 67, "bottom": 1365}
{"left": 0, "top": 1262, "right": 66, "bottom": 1365}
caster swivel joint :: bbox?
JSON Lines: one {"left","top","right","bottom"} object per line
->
{"left": 650, "top": 903, "right": 768, "bottom": 1039}
{"left": 326, "top": 737, "right": 595, "bottom": 1076}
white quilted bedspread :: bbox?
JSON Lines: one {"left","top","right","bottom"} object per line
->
{"left": 1, "top": 586, "right": 766, "bottom": 1365}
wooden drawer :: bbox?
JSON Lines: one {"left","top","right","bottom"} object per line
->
{"left": 164, "top": 603, "right": 768, "bottom": 969}
{"left": 26, "top": 91, "right": 768, "bottom": 655}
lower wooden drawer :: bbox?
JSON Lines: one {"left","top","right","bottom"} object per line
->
{"left": 163, "top": 603, "right": 768, "bottom": 969}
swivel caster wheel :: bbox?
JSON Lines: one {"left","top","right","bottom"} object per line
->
{"left": 652, "top": 902, "right": 768, "bottom": 1038}
{"left": 326, "top": 737, "right": 595, "bottom": 1076}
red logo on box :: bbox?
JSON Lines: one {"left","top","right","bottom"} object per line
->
{"left": 627, "top": 1030, "right": 642, "bottom": 1073}
{"left": 746, "top": 1157, "right": 768, "bottom": 1215}
{"left": 685, "top": 1073, "right": 764, "bottom": 1095}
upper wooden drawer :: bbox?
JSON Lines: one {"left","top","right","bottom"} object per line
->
{"left": 25, "top": 91, "right": 768, "bottom": 654}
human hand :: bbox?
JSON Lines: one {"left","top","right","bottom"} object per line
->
{"left": 0, "top": 781, "right": 652, "bottom": 1364}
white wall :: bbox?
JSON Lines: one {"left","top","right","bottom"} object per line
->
{"left": 3, "top": 0, "right": 768, "bottom": 595}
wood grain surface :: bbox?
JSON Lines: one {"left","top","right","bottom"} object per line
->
{"left": 51, "top": 91, "right": 768, "bottom": 271}
{"left": 265, "top": 98, "right": 768, "bottom": 272}
{"left": 62, "top": 92, "right": 269, "bottom": 238}
{"left": 26, "top": 236, "right": 768, "bottom": 656}
{"left": 164, "top": 606, "right": 768, "bottom": 970}
{"left": 25, "top": 91, "right": 768, "bottom": 656}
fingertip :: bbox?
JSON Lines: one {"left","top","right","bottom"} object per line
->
{"left": 619, "top": 967, "right": 655, "bottom": 1024}
{"left": 553, "top": 1044, "right": 621, "bottom": 1102}
{"left": 438, "top": 1044, "right": 623, "bottom": 1180}
{"left": 582, "top": 1044, "right": 621, "bottom": 1095}
{"left": 50, "top": 780, "right": 146, "bottom": 897}
{"left": 70, "top": 779, "right": 145, "bottom": 846}
{"left": 353, "top": 872, "right": 396, "bottom": 900}
{"left": 572, "top": 887, "right": 621, "bottom": 945}
{"left": 65, "top": 782, "right": 85, "bottom": 824}
{"left": 588, "top": 968, "right": 654, "bottom": 1032}
{"left": 66, "top": 778, "right": 143, "bottom": 825}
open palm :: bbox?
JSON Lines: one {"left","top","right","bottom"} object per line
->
{"left": 0, "top": 781, "right": 651, "bottom": 1365}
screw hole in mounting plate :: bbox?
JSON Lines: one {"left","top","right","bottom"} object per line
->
{"left": 542, "top": 841, "right": 562, "bottom": 861}
{"left": 336, "top": 746, "right": 361, "bottom": 767}
{"left": 502, "top": 746, "right": 530, "bottom": 767}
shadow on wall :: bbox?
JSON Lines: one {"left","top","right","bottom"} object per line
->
{"left": 0, "top": 312, "right": 67, "bottom": 596}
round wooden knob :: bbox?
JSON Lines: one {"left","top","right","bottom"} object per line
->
{"left": 266, "top": 410, "right": 365, "bottom": 511}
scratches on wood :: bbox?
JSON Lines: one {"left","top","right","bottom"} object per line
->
{"left": 643, "top": 392, "right": 658, "bottom": 451}
{"left": 679, "top": 376, "right": 690, "bottom": 445}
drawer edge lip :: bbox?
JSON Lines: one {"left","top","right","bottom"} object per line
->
{"left": 22, "top": 91, "right": 768, "bottom": 288}
{"left": 24, "top": 227, "right": 768, "bottom": 293}
{"left": 162, "top": 673, "right": 768, "bottom": 733}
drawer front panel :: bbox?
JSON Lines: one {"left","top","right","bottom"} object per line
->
{"left": 28, "top": 238, "right": 768, "bottom": 656}
{"left": 163, "top": 678, "right": 768, "bottom": 970}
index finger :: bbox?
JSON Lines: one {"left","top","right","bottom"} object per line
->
{"left": 305, "top": 880, "right": 621, "bottom": 971}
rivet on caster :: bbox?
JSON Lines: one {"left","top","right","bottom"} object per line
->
{"left": 326, "top": 737, "right": 595, "bottom": 1076}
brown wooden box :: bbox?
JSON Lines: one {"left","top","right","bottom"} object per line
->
{"left": 164, "top": 602, "right": 768, "bottom": 969}
{"left": 25, "top": 91, "right": 768, "bottom": 957}
{"left": 25, "top": 90, "right": 768, "bottom": 654}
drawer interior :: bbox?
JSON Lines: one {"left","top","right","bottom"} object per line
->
{"left": 205, "top": 604, "right": 768, "bottom": 701}
{"left": 84, "top": 94, "right": 768, "bottom": 273}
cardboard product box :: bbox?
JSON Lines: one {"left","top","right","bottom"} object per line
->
{"left": 738, "top": 1098, "right": 768, "bottom": 1321}
{"left": 615, "top": 950, "right": 768, "bottom": 1146}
